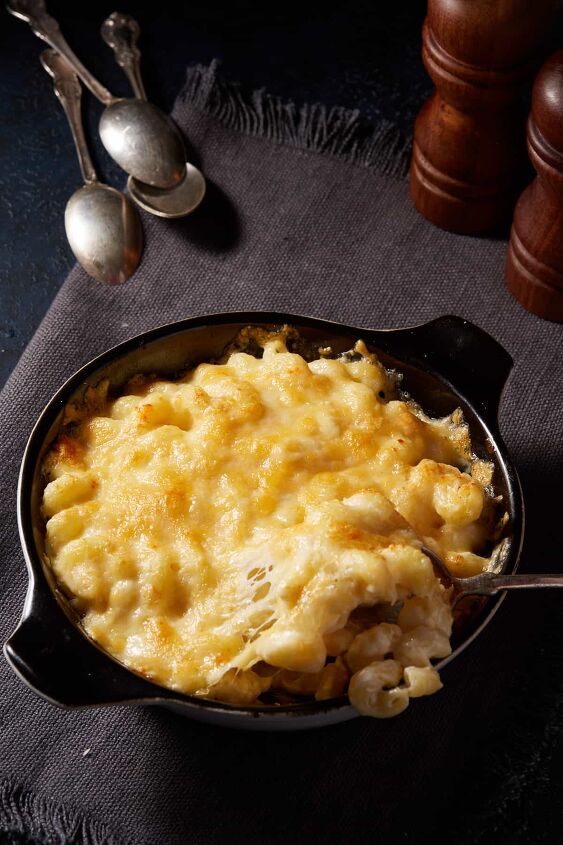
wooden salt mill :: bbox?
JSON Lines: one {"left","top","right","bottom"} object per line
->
{"left": 506, "top": 51, "right": 563, "bottom": 322}
{"left": 410, "top": 0, "right": 555, "bottom": 234}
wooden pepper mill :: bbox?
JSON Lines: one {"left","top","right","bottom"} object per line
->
{"left": 410, "top": 0, "right": 555, "bottom": 234}
{"left": 506, "top": 51, "right": 563, "bottom": 321}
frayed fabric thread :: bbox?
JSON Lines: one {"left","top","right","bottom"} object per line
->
{"left": 179, "top": 60, "right": 412, "bottom": 178}
{"left": 0, "top": 781, "right": 126, "bottom": 845}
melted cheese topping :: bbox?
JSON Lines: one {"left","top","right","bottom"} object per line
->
{"left": 43, "top": 337, "right": 492, "bottom": 710}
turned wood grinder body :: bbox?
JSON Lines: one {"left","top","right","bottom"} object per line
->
{"left": 411, "top": 0, "right": 555, "bottom": 235}
{"left": 506, "top": 51, "right": 563, "bottom": 322}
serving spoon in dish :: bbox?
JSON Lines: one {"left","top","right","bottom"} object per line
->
{"left": 101, "top": 12, "right": 206, "bottom": 218}
{"left": 8, "top": 0, "right": 186, "bottom": 189}
{"left": 41, "top": 49, "right": 143, "bottom": 284}
{"left": 421, "top": 545, "right": 563, "bottom": 607}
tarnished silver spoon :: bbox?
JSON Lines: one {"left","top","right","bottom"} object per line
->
{"left": 101, "top": 12, "right": 206, "bottom": 219}
{"left": 41, "top": 49, "right": 143, "bottom": 285}
{"left": 8, "top": 0, "right": 185, "bottom": 189}
{"left": 421, "top": 545, "right": 563, "bottom": 608}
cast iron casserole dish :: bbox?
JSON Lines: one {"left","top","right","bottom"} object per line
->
{"left": 4, "top": 312, "right": 524, "bottom": 730}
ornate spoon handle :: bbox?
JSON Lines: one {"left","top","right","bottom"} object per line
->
{"left": 40, "top": 49, "right": 98, "bottom": 185}
{"left": 465, "top": 572, "right": 563, "bottom": 597}
{"left": 7, "top": 0, "right": 114, "bottom": 105}
{"left": 421, "top": 546, "right": 563, "bottom": 602}
{"left": 101, "top": 12, "right": 147, "bottom": 100}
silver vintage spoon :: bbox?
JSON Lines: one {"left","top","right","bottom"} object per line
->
{"left": 101, "top": 12, "right": 206, "bottom": 219}
{"left": 421, "top": 545, "right": 563, "bottom": 607}
{"left": 8, "top": 0, "right": 186, "bottom": 189}
{"left": 41, "top": 49, "right": 143, "bottom": 285}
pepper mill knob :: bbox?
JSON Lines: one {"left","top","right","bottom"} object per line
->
{"left": 410, "top": 0, "right": 555, "bottom": 235}
{"left": 506, "top": 50, "right": 563, "bottom": 321}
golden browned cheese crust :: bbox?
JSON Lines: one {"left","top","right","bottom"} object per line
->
{"left": 42, "top": 335, "right": 494, "bottom": 716}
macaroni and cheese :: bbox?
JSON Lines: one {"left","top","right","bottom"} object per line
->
{"left": 42, "top": 329, "right": 495, "bottom": 717}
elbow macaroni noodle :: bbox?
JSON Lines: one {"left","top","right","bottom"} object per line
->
{"left": 42, "top": 330, "right": 496, "bottom": 718}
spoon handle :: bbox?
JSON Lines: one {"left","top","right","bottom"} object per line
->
{"left": 455, "top": 572, "right": 563, "bottom": 602}
{"left": 7, "top": 0, "right": 114, "bottom": 105}
{"left": 40, "top": 50, "right": 98, "bottom": 185}
{"left": 480, "top": 573, "right": 563, "bottom": 594}
{"left": 421, "top": 545, "right": 563, "bottom": 600}
{"left": 101, "top": 12, "right": 147, "bottom": 101}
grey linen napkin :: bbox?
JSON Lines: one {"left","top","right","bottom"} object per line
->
{"left": 1, "top": 63, "right": 562, "bottom": 845}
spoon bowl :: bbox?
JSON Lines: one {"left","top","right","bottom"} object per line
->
{"left": 127, "top": 162, "right": 206, "bottom": 218}
{"left": 99, "top": 99, "right": 186, "bottom": 189}
{"left": 65, "top": 183, "right": 143, "bottom": 285}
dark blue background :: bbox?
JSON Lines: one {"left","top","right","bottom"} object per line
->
{"left": 0, "top": 0, "right": 431, "bottom": 388}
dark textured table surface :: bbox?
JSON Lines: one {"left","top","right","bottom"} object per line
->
{"left": 0, "top": 0, "right": 430, "bottom": 388}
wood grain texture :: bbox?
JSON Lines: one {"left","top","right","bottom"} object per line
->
{"left": 507, "top": 50, "right": 563, "bottom": 321}
{"left": 410, "top": 0, "right": 556, "bottom": 234}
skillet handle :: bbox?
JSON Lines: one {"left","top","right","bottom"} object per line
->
{"left": 4, "top": 584, "right": 164, "bottom": 707}
{"left": 374, "top": 315, "right": 513, "bottom": 427}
